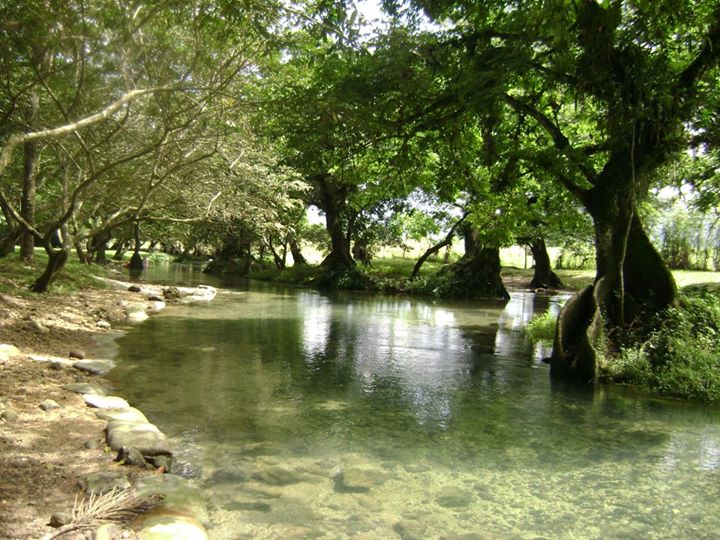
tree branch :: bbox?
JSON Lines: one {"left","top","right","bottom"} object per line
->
{"left": 504, "top": 93, "right": 598, "bottom": 186}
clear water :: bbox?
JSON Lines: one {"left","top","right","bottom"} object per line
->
{"left": 107, "top": 267, "right": 720, "bottom": 539}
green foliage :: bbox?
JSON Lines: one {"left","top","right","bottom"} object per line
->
{"left": 607, "top": 290, "right": 720, "bottom": 402}
{"left": 524, "top": 311, "right": 557, "bottom": 344}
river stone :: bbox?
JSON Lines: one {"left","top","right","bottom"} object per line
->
{"left": 106, "top": 420, "right": 172, "bottom": 456}
{"left": 69, "top": 349, "right": 85, "bottom": 360}
{"left": 146, "top": 455, "right": 173, "bottom": 472}
{"left": 393, "top": 520, "right": 428, "bottom": 540}
{"left": 63, "top": 382, "right": 108, "bottom": 396}
{"left": 84, "top": 439, "right": 99, "bottom": 450}
{"left": 0, "top": 344, "right": 21, "bottom": 362}
{"left": 163, "top": 287, "right": 182, "bottom": 302}
{"left": 74, "top": 359, "right": 116, "bottom": 376}
{"left": 96, "top": 320, "right": 112, "bottom": 329}
{"left": 116, "top": 446, "right": 147, "bottom": 467}
{"left": 135, "top": 474, "right": 209, "bottom": 525}
{"left": 126, "top": 305, "right": 149, "bottom": 322}
{"left": 334, "top": 468, "right": 386, "bottom": 493}
{"left": 252, "top": 466, "right": 305, "bottom": 486}
{"left": 95, "top": 407, "right": 148, "bottom": 423}
{"left": 138, "top": 514, "right": 208, "bottom": 540}
{"left": 40, "top": 399, "right": 61, "bottom": 411}
{"left": 147, "top": 300, "right": 166, "bottom": 312}
{"left": 79, "top": 471, "right": 131, "bottom": 495}
{"left": 128, "top": 285, "right": 142, "bottom": 293}
{"left": 436, "top": 486, "right": 475, "bottom": 508}
{"left": 83, "top": 394, "right": 129, "bottom": 409}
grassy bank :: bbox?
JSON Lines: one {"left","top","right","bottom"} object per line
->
{"left": 0, "top": 249, "right": 110, "bottom": 296}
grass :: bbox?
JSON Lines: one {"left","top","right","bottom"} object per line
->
{"left": 606, "top": 288, "right": 720, "bottom": 402}
{"left": 0, "top": 248, "right": 109, "bottom": 296}
{"left": 524, "top": 311, "right": 557, "bottom": 344}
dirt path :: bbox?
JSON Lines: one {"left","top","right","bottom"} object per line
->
{"left": 0, "top": 287, "right": 146, "bottom": 539}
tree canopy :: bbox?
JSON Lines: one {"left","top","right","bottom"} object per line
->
{"left": 2, "top": 0, "right": 719, "bottom": 381}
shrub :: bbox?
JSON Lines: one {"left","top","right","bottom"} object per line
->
{"left": 608, "top": 289, "right": 720, "bottom": 402}
{"left": 524, "top": 310, "right": 557, "bottom": 344}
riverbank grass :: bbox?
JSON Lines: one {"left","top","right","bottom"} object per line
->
{"left": 607, "top": 287, "right": 720, "bottom": 402}
{"left": 0, "top": 249, "right": 109, "bottom": 296}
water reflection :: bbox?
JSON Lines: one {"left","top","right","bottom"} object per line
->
{"left": 106, "top": 281, "right": 720, "bottom": 540}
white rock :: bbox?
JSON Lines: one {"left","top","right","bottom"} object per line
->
{"left": 83, "top": 394, "right": 130, "bottom": 409}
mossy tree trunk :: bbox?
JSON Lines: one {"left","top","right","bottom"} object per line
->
{"left": 441, "top": 226, "right": 509, "bottom": 300}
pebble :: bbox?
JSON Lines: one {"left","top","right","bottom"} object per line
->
{"left": 69, "top": 350, "right": 86, "bottom": 360}
{"left": 49, "top": 511, "right": 73, "bottom": 527}
{"left": 96, "top": 320, "right": 111, "bottom": 329}
{"left": 1, "top": 409, "right": 18, "bottom": 421}
{"left": 40, "top": 399, "right": 61, "bottom": 411}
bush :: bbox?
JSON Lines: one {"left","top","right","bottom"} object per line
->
{"left": 607, "top": 289, "right": 720, "bottom": 402}
{"left": 524, "top": 310, "right": 557, "bottom": 344}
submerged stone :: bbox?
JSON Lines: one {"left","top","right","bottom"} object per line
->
{"left": 334, "top": 467, "right": 387, "bottom": 493}
{"left": 138, "top": 514, "right": 208, "bottom": 540}
{"left": 135, "top": 474, "right": 209, "bottom": 525}
{"left": 436, "top": 486, "right": 475, "bottom": 508}
{"left": 252, "top": 466, "right": 305, "bottom": 486}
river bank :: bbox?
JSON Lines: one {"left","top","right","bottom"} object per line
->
{"left": 0, "top": 279, "right": 211, "bottom": 539}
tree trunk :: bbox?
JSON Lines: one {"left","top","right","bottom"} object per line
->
{"left": 549, "top": 193, "right": 677, "bottom": 381}
{"left": 113, "top": 239, "right": 127, "bottom": 260}
{"left": 289, "top": 237, "right": 307, "bottom": 266}
{"left": 315, "top": 175, "right": 355, "bottom": 272}
{"left": 320, "top": 203, "right": 355, "bottom": 271}
{"left": 529, "top": 237, "right": 562, "bottom": 289}
{"left": 19, "top": 92, "right": 39, "bottom": 262}
{"left": 410, "top": 213, "right": 467, "bottom": 280}
{"left": 30, "top": 247, "right": 68, "bottom": 293}
{"left": 128, "top": 222, "right": 144, "bottom": 270}
{"left": 19, "top": 140, "right": 37, "bottom": 262}
{"left": 92, "top": 231, "right": 110, "bottom": 264}
{"left": 0, "top": 228, "right": 19, "bottom": 257}
{"left": 440, "top": 226, "right": 509, "bottom": 300}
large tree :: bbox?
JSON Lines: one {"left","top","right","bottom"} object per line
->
{"left": 395, "top": 0, "right": 720, "bottom": 380}
{"left": 0, "top": 0, "right": 286, "bottom": 291}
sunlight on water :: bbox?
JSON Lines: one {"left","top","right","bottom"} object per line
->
{"left": 107, "top": 276, "right": 720, "bottom": 540}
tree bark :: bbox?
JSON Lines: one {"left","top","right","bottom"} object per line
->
{"left": 289, "top": 237, "right": 307, "bottom": 266}
{"left": 30, "top": 247, "right": 68, "bottom": 293}
{"left": 549, "top": 192, "right": 677, "bottom": 381}
{"left": 19, "top": 140, "right": 37, "bottom": 262}
{"left": 528, "top": 237, "right": 562, "bottom": 289}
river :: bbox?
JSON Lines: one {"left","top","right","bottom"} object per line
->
{"left": 105, "top": 264, "right": 720, "bottom": 539}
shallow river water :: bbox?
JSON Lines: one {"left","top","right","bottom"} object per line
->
{"left": 106, "top": 266, "right": 720, "bottom": 539}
